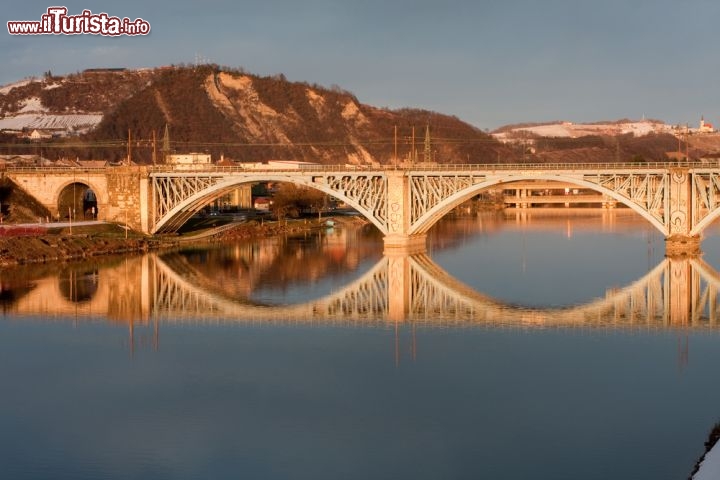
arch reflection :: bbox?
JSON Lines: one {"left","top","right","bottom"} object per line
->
{"left": 4, "top": 251, "right": 720, "bottom": 330}
{"left": 149, "top": 252, "right": 720, "bottom": 329}
{"left": 58, "top": 268, "right": 99, "bottom": 303}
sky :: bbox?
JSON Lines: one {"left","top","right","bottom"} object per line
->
{"left": 1, "top": 0, "right": 719, "bottom": 130}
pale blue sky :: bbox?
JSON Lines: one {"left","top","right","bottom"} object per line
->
{"left": 2, "top": 0, "right": 718, "bottom": 129}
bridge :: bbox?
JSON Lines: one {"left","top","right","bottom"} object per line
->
{"left": 5, "top": 251, "right": 720, "bottom": 330}
{"left": 5, "top": 162, "right": 720, "bottom": 253}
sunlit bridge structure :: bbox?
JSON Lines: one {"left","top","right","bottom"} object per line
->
{"left": 147, "top": 164, "right": 720, "bottom": 254}
{"left": 6, "top": 252, "right": 720, "bottom": 330}
{"left": 8, "top": 162, "right": 720, "bottom": 254}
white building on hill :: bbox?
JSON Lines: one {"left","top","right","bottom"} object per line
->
{"left": 699, "top": 117, "right": 715, "bottom": 133}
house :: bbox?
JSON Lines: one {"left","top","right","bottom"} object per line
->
{"left": 28, "top": 129, "right": 53, "bottom": 141}
{"left": 253, "top": 197, "right": 271, "bottom": 211}
{"left": 167, "top": 153, "right": 212, "bottom": 169}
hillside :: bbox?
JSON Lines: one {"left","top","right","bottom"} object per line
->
{"left": 0, "top": 66, "right": 513, "bottom": 165}
{"left": 0, "top": 70, "right": 154, "bottom": 134}
{"left": 3, "top": 65, "right": 717, "bottom": 165}
{"left": 493, "top": 119, "right": 720, "bottom": 163}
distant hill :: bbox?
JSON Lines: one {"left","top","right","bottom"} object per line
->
{"left": 0, "top": 65, "right": 514, "bottom": 165}
{"left": 493, "top": 119, "right": 720, "bottom": 163}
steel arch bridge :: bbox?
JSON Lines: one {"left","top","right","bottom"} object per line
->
{"left": 148, "top": 163, "right": 720, "bottom": 253}
{"left": 6, "top": 162, "right": 720, "bottom": 253}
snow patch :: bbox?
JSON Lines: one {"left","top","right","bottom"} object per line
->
{"left": 693, "top": 441, "right": 720, "bottom": 479}
{"left": 508, "top": 121, "right": 673, "bottom": 139}
{"left": 518, "top": 124, "right": 573, "bottom": 137}
{"left": 0, "top": 79, "right": 32, "bottom": 95}
{"left": 0, "top": 113, "right": 102, "bottom": 132}
{"left": 18, "top": 97, "right": 46, "bottom": 113}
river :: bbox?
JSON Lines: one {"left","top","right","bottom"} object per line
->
{"left": 1, "top": 209, "right": 720, "bottom": 480}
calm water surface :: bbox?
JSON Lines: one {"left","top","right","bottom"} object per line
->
{"left": 2, "top": 210, "right": 720, "bottom": 479}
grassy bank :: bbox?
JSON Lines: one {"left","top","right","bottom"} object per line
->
{"left": 0, "top": 217, "right": 363, "bottom": 267}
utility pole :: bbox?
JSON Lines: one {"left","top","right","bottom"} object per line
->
{"left": 152, "top": 129, "right": 157, "bottom": 165}
{"left": 127, "top": 129, "right": 132, "bottom": 165}
{"left": 394, "top": 125, "right": 398, "bottom": 165}
{"left": 162, "top": 124, "right": 170, "bottom": 163}
{"left": 411, "top": 126, "right": 415, "bottom": 165}
{"left": 423, "top": 123, "right": 431, "bottom": 163}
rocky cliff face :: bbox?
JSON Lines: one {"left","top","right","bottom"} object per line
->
{"left": 0, "top": 66, "right": 512, "bottom": 165}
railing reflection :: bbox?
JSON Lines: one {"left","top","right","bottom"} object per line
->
{"left": 3, "top": 251, "right": 720, "bottom": 331}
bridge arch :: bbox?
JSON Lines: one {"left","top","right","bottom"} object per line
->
{"left": 409, "top": 174, "right": 668, "bottom": 236}
{"left": 55, "top": 180, "right": 108, "bottom": 219}
{"left": 690, "top": 208, "right": 720, "bottom": 237}
{"left": 153, "top": 174, "right": 388, "bottom": 234}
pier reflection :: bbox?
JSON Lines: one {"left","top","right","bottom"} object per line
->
{"left": 2, "top": 250, "right": 720, "bottom": 331}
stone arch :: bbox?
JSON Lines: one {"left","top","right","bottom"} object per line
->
{"left": 55, "top": 180, "right": 107, "bottom": 220}
{"left": 408, "top": 174, "right": 669, "bottom": 236}
{"left": 153, "top": 175, "right": 389, "bottom": 234}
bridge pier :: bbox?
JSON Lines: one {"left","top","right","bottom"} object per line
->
{"left": 384, "top": 170, "right": 428, "bottom": 254}
{"left": 665, "top": 169, "right": 702, "bottom": 256}
{"left": 383, "top": 234, "right": 427, "bottom": 255}
{"left": 665, "top": 235, "right": 702, "bottom": 257}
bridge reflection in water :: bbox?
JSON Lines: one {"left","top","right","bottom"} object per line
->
{"left": 4, "top": 251, "right": 720, "bottom": 331}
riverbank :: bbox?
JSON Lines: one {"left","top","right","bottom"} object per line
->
{"left": 0, "top": 216, "right": 365, "bottom": 267}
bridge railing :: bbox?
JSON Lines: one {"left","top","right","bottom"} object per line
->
{"left": 2, "top": 166, "right": 110, "bottom": 173}
{"left": 144, "top": 161, "right": 715, "bottom": 173}
{"left": 2, "top": 161, "right": 718, "bottom": 174}
{"left": 143, "top": 161, "right": 718, "bottom": 173}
